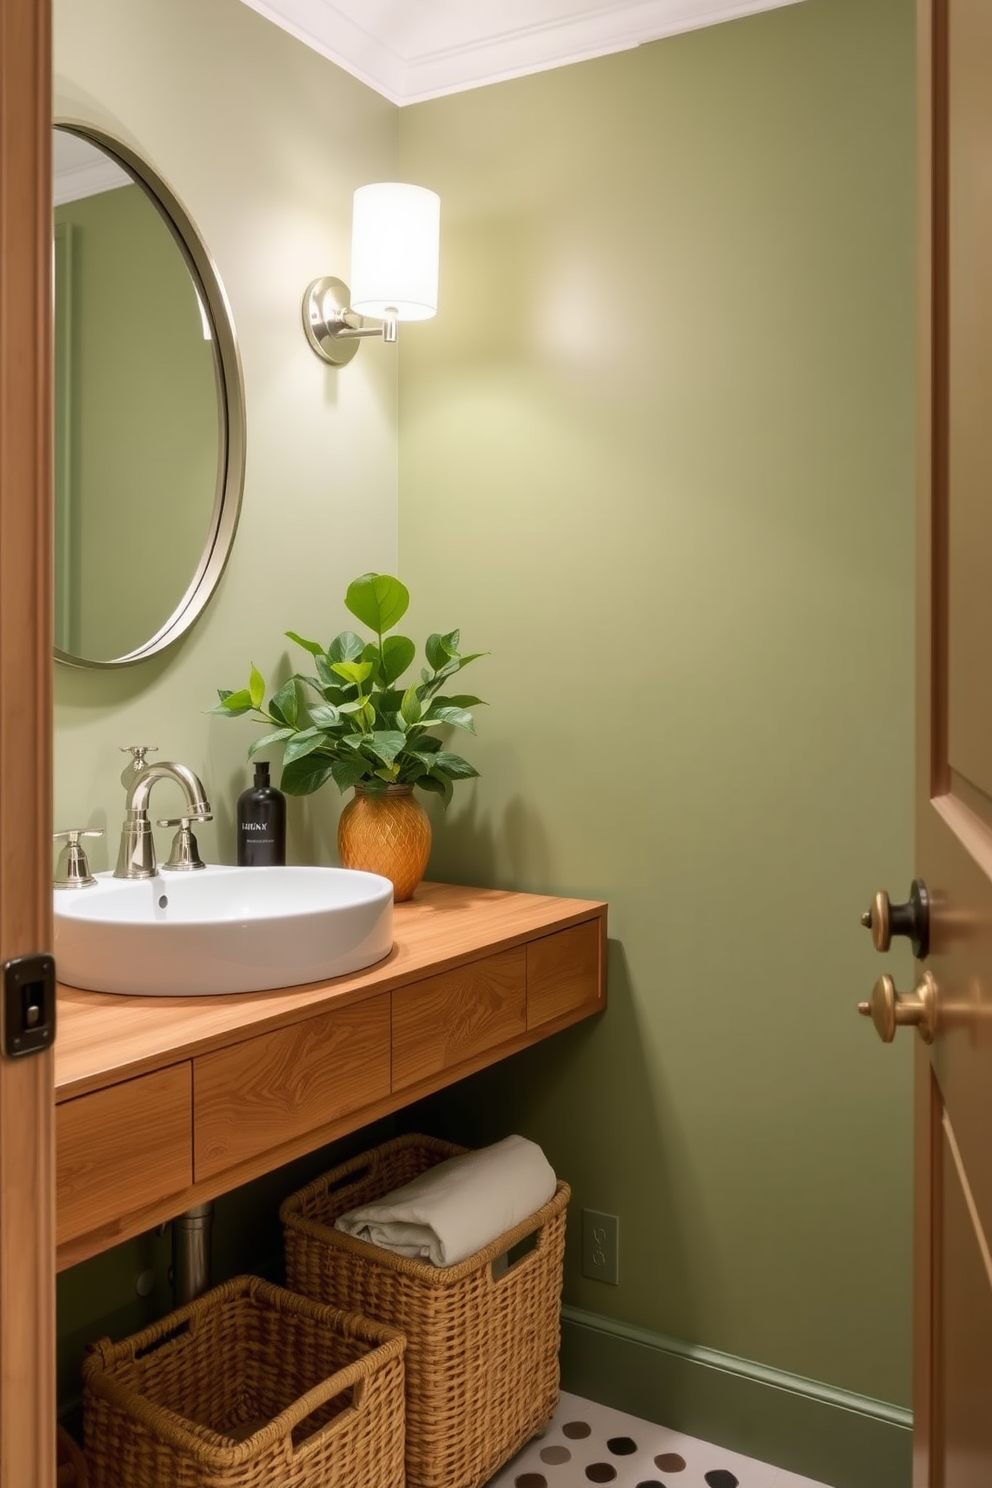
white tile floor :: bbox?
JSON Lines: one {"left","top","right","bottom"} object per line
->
{"left": 486, "top": 1392, "right": 833, "bottom": 1488}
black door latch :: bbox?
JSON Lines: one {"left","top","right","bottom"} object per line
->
{"left": 2, "top": 953, "right": 56, "bottom": 1058}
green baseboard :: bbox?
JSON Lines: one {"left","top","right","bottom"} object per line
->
{"left": 559, "top": 1306, "right": 912, "bottom": 1488}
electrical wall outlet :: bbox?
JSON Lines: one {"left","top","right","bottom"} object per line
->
{"left": 581, "top": 1208, "right": 619, "bottom": 1285}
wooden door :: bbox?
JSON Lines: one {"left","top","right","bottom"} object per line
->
{"left": 912, "top": 1, "right": 992, "bottom": 1483}
{"left": 0, "top": 0, "right": 56, "bottom": 1482}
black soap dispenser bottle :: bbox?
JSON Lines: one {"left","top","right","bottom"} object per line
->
{"left": 237, "top": 761, "right": 286, "bottom": 866}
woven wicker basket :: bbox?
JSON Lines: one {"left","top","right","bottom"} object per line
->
{"left": 81, "top": 1273, "right": 405, "bottom": 1488}
{"left": 56, "top": 1424, "right": 88, "bottom": 1487}
{"left": 281, "top": 1134, "right": 570, "bottom": 1488}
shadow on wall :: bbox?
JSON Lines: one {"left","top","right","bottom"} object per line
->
{"left": 425, "top": 787, "right": 555, "bottom": 892}
{"left": 401, "top": 936, "right": 719, "bottom": 1386}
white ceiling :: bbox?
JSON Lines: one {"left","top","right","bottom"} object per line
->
{"left": 237, "top": 0, "right": 807, "bottom": 106}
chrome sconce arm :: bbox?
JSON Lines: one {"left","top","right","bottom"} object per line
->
{"left": 302, "top": 277, "right": 397, "bottom": 367}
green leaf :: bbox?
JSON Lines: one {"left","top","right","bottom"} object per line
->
{"left": 247, "top": 728, "right": 294, "bottom": 758}
{"left": 331, "top": 659, "right": 374, "bottom": 686}
{"left": 285, "top": 630, "right": 324, "bottom": 658}
{"left": 361, "top": 640, "right": 382, "bottom": 679}
{"left": 300, "top": 676, "right": 349, "bottom": 707}
{"left": 402, "top": 750, "right": 443, "bottom": 772}
{"left": 401, "top": 685, "right": 423, "bottom": 727}
{"left": 249, "top": 665, "right": 266, "bottom": 709}
{"left": 270, "top": 677, "right": 301, "bottom": 727}
{"left": 380, "top": 635, "right": 416, "bottom": 685}
{"left": 397, "top": 760, "right": 429, "bottom": 784}
{"left": 331, "top": 756, "right": 371, "bottom": 791}
{"left": 221, "top": 688, "right": 253, "bottom": 711}
{"left": 327, "top": 631, "right": 365, "bottom": 664}
{"left": 416, "top": 773, "right": 449, "bottom": 799}
{"left": 360, "top": 774, "right": 390, "bottom": 795}
{"left": 374, "top": 688, "right": 404, "bottom": 713}
{"left": 425, "top": 633, "right": 450, "bottom": 671}
{"left": 315, "top": 654, "right": 339, "bottom": 689}
{"left": 208, "top": 691, "right": 254, "bottom": 716}
{"left": 307, "top": 702, "right": 342, "bottom": 728}
{"left": 365, "top": 730, "right": 407, "bottom": 766}
{"left": 283, "top": 731, "right": 327, "bottom": 765}
{"left": 345, "top": 573, "right": 410, "bottom": 635}
{"left": 431, "top": 694, "right": 485, "bottom": 710}
{"left": 432, "top": 751, "right": 480, "bottom": 779}
{"left": 423, "top": 705, "right": 476, "bottom": 733}
{"left": 426, "top": 653, "right": 485, "bottom": 687}
{"left": 407, "top": 734, "right": 442, "bottom": 754}
{"left": 280, "top": 756, "right": 335, "bottom": 795}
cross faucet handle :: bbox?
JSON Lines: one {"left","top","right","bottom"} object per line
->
{"left": 119, "top": 744, "right": 159, "bottom": 789}
{"left": 53, "top": 827, "right": 104, "bottom": 889}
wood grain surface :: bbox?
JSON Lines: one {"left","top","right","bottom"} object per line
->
{"left": 527, "top": 920, "right": 605, "bottom": 1029}
{"left": 193, "top": 995, "right": 391, "bottom": 1180}
{"left": 392, "top": 946, "right": 527, "bottom": 1091}
{"left": 56, "top": 1063, "right": 191, "bottom": 1247}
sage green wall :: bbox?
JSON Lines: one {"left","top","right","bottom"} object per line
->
{"left": 53, "top": 0, "right": 399, "bottom": 860}
{"left": 53, "top": 0, "right": 400, "bottom": 1410}
{"left": 398, "top": 0, "right": 916, "bottom": 1408}
{"left": 55, "top": 184, "right": 217, "bottom": 659}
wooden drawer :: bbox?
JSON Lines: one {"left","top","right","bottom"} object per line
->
{"left": 57, "top": 1063, "right": 192, "bottom": 1248}
{"left": 527, "top": 919, "right": 604, "bottom": 1029}
{"left": 193, "top": 995, "right": 391, "bottom": 1181}
{"left": 392, "top": 947, "right": 527, "bottom": 1092}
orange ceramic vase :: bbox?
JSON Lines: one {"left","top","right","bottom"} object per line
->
{"left": 337, "top": 783, "right": 431, "bottom": 901}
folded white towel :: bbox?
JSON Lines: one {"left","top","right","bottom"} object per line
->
{"left": 333, "top": 1135, "right": 557, "bottom": 1267}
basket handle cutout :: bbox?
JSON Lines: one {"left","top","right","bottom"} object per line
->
{"left": 289, "top": 1382, "right": 356, "bottom": 1452}
{"left": 287, "top": 1371, "right": 375, "bottom": 1463}
{"left": 325, "top": 1160, "right": 375, "bottom": 1196}
{"left": 491, "top": 1228, "right": 539, "bottom": 1281}
{"left": 133, "top": 1318, "right": 191, "bottom": 1359}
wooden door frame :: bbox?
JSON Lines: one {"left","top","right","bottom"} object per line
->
{"left": 914, "top": 3, "right": 935, "bottom": 1484}
{"left": 0, "top": 0, "right": 55, "bottom": 1481}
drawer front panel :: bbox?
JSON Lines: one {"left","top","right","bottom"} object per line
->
{"left": 193, "top": 995, "right": 391, "bottom": 1181}
{"left": 57, "top": 1063, "right": 192, "bottom": 1247}
{"left": 392, "top": 946, "right": 527, "bottom": 1092}
{"left": 527, "top": 919, "right": 603, "bottom": 1029}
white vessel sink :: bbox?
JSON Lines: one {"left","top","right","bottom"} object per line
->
{"left": 53, "top": 865, "right": 394, "bottom": 996}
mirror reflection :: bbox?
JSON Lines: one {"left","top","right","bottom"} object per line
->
{"left": 53, "top": 126, "right": 244, "bottom": 667}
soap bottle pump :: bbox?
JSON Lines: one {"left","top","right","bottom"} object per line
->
{"left": 237, "top": 761, "right": 286, "bottom": 867}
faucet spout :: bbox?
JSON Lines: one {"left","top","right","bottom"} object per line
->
{"left": 114, "top": 761, "right": 213, "bottom": 879}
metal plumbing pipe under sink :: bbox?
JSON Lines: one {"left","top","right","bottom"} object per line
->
{"left": 171, "top": 1202, "right": 214, "bottom": 1306}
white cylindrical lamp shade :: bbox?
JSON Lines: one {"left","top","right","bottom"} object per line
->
{"left": 350, "top": 182, "right": 439, "bottom": 322}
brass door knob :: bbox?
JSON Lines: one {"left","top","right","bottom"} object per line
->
{"left": 860, "top": 879, "right": 930, "bottom": 959}
{"left": 858, "top": 970, "right": 937, "bottom": 1044}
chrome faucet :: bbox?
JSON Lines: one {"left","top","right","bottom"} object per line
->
{"left": 114, "top": 760, "right": 213, "bottom": 879}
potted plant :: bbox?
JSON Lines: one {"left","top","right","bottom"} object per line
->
{"left": 213, "top": 572, "right": 484, "bottom": 899}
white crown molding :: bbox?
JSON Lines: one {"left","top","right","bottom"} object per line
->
{"left": 238, "top": 0, "right": 807, "bottom": 106}
{"left": 53, "top": 134, "right": 130, "bottom": 205}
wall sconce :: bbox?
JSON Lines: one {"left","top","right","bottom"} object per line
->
{"left": 302, "top": 182, "right": 440, "bottom": 367}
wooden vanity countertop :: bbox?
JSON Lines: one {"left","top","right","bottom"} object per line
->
{"left": 55, "top": 880, "right": 607, "bottom": 1102}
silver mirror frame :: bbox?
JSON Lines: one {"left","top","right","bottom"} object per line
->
{"left": 53, "top": 120, "right": 246, "bottom": 669}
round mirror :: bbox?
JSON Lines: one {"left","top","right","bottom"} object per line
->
{"left": 53, "top": 123, "right": 246, "bottom": 667}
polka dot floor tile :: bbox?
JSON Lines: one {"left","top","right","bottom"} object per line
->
{"left": 484, "top": 1392, "right": 835, "bottom": 1488}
